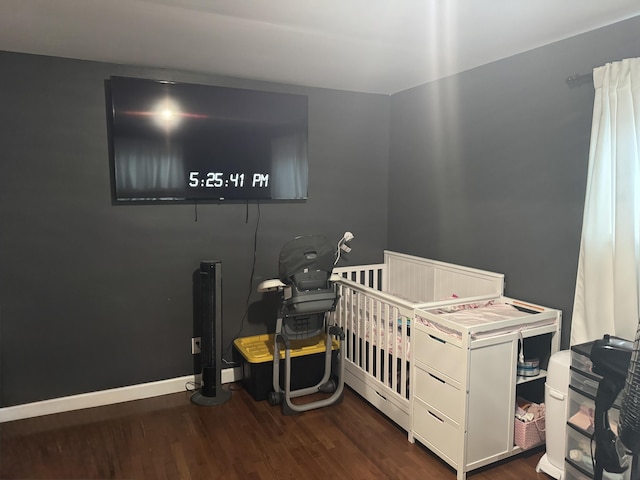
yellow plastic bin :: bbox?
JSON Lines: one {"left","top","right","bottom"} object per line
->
{"left": 234, "top": 333, "right": 338, "bottom": 401}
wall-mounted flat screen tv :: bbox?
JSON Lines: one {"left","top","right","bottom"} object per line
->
{"left": 107, "top": 76, "right": 308, "bottom": 202}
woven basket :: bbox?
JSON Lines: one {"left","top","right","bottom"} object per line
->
{"left": 514, "top": 414, "right": 545, "bottom": 449}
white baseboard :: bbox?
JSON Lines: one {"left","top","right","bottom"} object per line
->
{"left": 0, "top": 367, "right": 242, "bottom": 423}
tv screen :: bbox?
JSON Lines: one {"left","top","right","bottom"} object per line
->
{"left": 107, "top": 76, "right": 308, "bottom": 202}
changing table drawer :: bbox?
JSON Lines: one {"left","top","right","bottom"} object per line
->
{"left": 414, "top": 366, "right": 462, "bottom": 423}
{"left": 413, "top": 325, "right": 463, "bottom": 382}
{"left": 413, "top": 398, "right": 459, "bottom": 466}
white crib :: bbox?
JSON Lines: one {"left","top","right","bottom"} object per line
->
{"left": 332, "top": 251, "right": 505, "bottom": 432}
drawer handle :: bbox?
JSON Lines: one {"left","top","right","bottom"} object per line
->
{"left": 428, "top": 410, "right": 445, "bottom": 423}
{"left": 549, "top": 390, "right": 565, "bottom": 401}
{"left": 428, "top": 334, "right": 446, "bottom": 344}
{"left": 428, "top": 373, "right": 445, "bottom": 384}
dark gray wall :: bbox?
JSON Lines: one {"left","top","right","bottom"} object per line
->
{"left": 3, "top": 15, "right": 639, "bottom": 408}
{"left": 0, "top": 52, "right": 389, "bottom": 407}
{"left": 388, "top": 16, "right": 640, "bottom": 348}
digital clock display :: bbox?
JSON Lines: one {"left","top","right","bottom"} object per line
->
{"left": 108, "top": 76, "right": 309, "bottom": 202}
{"left": 188, "top": 172, "right": 269, "bottom": 189}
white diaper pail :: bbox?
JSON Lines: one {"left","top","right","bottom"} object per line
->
{"left": 536, "top": 349, "right": 571, "bottom": 479}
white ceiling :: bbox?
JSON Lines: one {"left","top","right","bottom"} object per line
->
{"left": 1, "top": 0, "right": 639, "bottom": 94}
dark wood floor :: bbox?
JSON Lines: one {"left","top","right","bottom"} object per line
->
{"left": 1, "top": 383, "right": 549, "bottom": 479}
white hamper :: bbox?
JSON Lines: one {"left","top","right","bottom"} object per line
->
{"left": 536, "top": 350, "right": 572, "bottom": 479}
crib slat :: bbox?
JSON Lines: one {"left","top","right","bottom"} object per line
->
{"left": 385, "top": 302, "right": 391, "bottom": 387}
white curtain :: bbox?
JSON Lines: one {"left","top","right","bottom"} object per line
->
{"left": 570, "top": 58, "right": 640, "bottom": 345}
{"left": 114, "top": 138, "right": 185, "bottom": 198}
{"left": 270, "top": 134, "right": 308, "bottom": 200}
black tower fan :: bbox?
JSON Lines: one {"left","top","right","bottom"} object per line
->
{"left": 191, "top": 260, "right": 231, "bottom": 406}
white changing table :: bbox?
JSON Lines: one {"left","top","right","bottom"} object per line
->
{"left": 409, "top": 296, "right": 562, "bottom": 480}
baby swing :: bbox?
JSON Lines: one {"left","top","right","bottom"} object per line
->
{"left": 257, "top": 233, "right": 351, "bottom": 414}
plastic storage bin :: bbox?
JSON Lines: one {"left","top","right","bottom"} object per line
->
{"left": 234, "top": 333, "right": 338, "bottom": 401}
{"left": 564, "top": 340, "right": 631, "bottom": 480}
{"left": 565, "top": 458, "right": 630, "bottom": 480}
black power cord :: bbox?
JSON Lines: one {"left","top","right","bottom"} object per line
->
{"left": 222, "top": 200, "right": 260, "bottom": 364}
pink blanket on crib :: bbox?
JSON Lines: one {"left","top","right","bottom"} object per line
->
{"left": 345, "top": 303, "right": 411, "bottom": 360}
{"left": 416, "top": 302, "right": 550, "bottom": 339}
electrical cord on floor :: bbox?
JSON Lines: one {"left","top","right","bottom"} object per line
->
{"left": 184, "top": 379, "right": 244, "bottom": 392}
{"left": 185, "top": 380, "right": 200, "bottom": 392}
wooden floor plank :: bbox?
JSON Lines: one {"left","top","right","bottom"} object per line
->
{"left": 0, "top": 384, "right": 546, "bottom": 479}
